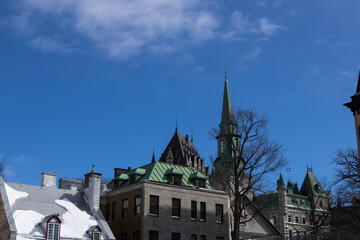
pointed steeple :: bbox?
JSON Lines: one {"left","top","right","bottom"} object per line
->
{"left": 277, "top": 174, "right": 286, "bottom": 190}
{"left": 152, "top": 147, "right": 156, "bottom": 163}
{"left": 220, "top": 75, "right": 236, "bottom": 126}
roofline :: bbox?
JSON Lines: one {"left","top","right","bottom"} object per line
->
{"left": 108, "top": 179, "right": 228, "bottom": 197}
{"left": 0, "top": 177, "right": 17, "bottom": 232}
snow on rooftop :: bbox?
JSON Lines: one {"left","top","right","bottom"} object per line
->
{"left": 4, "top": 183, "right": 29, "bottom": 207}
{"left": 55, "top": 198, "right": 98, "bottom": 238}
{"left": 13, "top": 210, "right": 44, "bottom": 236}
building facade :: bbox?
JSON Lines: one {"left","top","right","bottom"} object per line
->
{"left": 103, "top": 161, "right": 230, "bottom": 240}
{"left": 255, "top": 170, "right": 332, "bottom": 237}
{"left": 0, "top": 167, "right": 115, "bottom": 240}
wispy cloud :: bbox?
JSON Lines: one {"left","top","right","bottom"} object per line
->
{"left": 223, "top": 11, "right": 285, "bottom": 41}
{"left": 14, "top": 154, "right": 35, "bottom": 163}
{"left": 246, "top": 47, "right": 262, "bottom": 58}
{"left": 257, "top": 0, "right": 284, "bottom": 7}
{"left": 28, "top": 36, "right": 74, "bottom": 54}
{"left": 314, "top": 34, "right": 332, "bottom": 45}
{"left": 341, "top": 70, "right": 356, "bottom": 79}
{"left": 9, "top": 0, "right": 219, "bottom": 59}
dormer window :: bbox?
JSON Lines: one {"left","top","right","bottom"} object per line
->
{"left": 165, "top": 168, "right": 183, "bottom": 186}
{"left": 47, "top": 222, "right": 60, "bottom": 240}
{"left": 189, "top": 172, "right": 208, "bottom": 188}
{"left": 88, "top": 226, "right": 102, "bottom": 240}
{"left": 40, "top": 214, "right": 62, "bottom": 240}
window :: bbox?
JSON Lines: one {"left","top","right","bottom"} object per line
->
{"left": 271, "top": 216, "right": 277, "bottom": 225}
{"left": 200, "top": 236, "right": 206, "bottom": 240}
{"left": 172, "top": 198, "right": 181, "bottom": 218}
{"left": 134, "top": 196, "right": 141, "bottom": 216}
{"left": 216, "top": 204, "right": 223, "bottom": 223}
{"left": 289, "top": 230, "right": 292, "bottom": 237}
{"left": 302, "top": 218, "right": 306, "bottom": 224}
{"left": 171, "top": 233, "right": 180, "bottom": 240}
{"left": 112, "top": 202, "right": 117, "bottom": 221}
{"left": 121, "top": 233, "right": 127, "bottom": 240}
{"left": 149, "top": 231, "right": 158, "bottom": 240}
{"left": 191, "top": 201, "right": 197, "bottom": 219}
{"left": 106, "top": 203, "right": 110, "bottom": 221}
{"left": 173, "top": 175, "right": 182, "bottom": 186}
{"left": 288, "top": 215, "right": 292, "bottom": 222}
{"left": 93, "top": 232, "right": 101, "bottom": 240}
{"left": 122, "top": 199, "right": 128, "bottom": 218}
{"left": 47, "top": 223, "right": 60, "bottom": 240}
{"left": 150, "top": 195, "right": 159, "bottom": 215}
{"left": 134, "top": 231, "right": 140, "bottom": 240}
{"left": 198, "top": 179, "right": 206, "bottom": 188}
{"left": 216, "top": 237, "right": 224, "bottom": 240}
{"left": 320, "top": 200, "right": 323, "bottom": 208}
{"left": 295, "top": 216, "right": 299, "bottom": 223}
{"left": 220, "top": 141, "right": 224, "bottom": 153}
{"left": 200, "top": 202, "right": 206, "bottom": 221}
{"left": 191, "top": 234, "right": 197, "bottom": 240}
{"left": 130, "top": 175, "right": 136, "bottom": 184}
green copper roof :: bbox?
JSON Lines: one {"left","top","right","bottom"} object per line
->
{"left": 118, "top": 173, "right": 129, "bottom": 181}
{"left": 189, "top": 171, "right": 207, "bottom": 180}
{"left": 109, "top": 161, "right": 214, "bottom": 190}
{"left": 277, "top": 174, "right": 286, "bottom": 190}
{"left": 220, "top": 77, "right": 236, "bottom": 126}
{"left": 300, "top": 171, "right": 325, "bottom": 197}
{"left": 165, "top": 168, "right": 183, "bottom": 176}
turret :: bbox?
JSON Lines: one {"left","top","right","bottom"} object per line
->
{"left": 344, "top": 70, "right": 360, "bottom": 158}
{"left": 277, "top": 174, "right": 287, "bottom": 235}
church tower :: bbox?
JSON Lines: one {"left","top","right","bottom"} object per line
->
{"left": 214, "top": 76, "right": 241, "bottom": 171}
{"left": 344, "top": 71, "right": 360, "bottom": 157}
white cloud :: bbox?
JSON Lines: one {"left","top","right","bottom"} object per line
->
{"left": 246, "top": 47, "right": 262, "bottom": 58}
{"left": 28, "top": 36, "right": 74, "bottom": 54}
{"left": 341, "top": 70, "right": 356, "bottom": 79}
{"left": 14, "top": 154, "right": 35, "bottom": 163}
{"left": 11, "top": 0, "right": 219, "bottom": 58}
{"left": 224, "top": 11, "right": 285, "bottom": 41}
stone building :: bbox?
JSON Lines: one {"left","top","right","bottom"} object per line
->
{"left": 254, "top": 169, "right": 332, "bottom": 237}
{"left": 0, "top": 167, "right": 115, "bottom": 240}
{"left": 103, "top": 161, "right": 230, "bottom": 240}
{"left": 159, "top": 128, "right": 210, "bottom": 176}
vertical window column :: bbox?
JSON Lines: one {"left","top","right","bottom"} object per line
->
{"left": 191, "top": 201, "right": 197, "bottom": 219}
{"left": 215, "top": 204, "right": 223, "bottom": 223}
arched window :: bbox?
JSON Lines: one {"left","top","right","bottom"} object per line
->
{"left": 220, "top": 141, "right": 224, "bottom": 153}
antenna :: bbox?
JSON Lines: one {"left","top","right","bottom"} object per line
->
{"left": 191, "top": 128, "right": 193, "bottom": 142}
{"left": 176, "top": 117, "right": 178, "bottom": 132}
{"left": 225, "top": 66, "right": 227, "bottom": 80}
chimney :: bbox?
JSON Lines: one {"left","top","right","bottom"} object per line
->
{"left": 114, "top": 168, "right": 127, "bottom": 178}
{"left": 84, "top": 165, "right": 102, "bottom": 211}
{"left": 41, "top": 172, "right": 57, "bottom": 187}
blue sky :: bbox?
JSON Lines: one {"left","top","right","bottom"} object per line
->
{"left": 0, "top": 0, "right": 359, "bottom": 190}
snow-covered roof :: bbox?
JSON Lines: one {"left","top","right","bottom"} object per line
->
{"left": 0, "top": 177, "right": 115, "bottom": 240}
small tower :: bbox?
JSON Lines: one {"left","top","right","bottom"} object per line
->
{"left": 276, "top": 174, "right": 287, "bottom": 235}
{"left": 214, "top": 75, "right": 241, "bottom": 171}
{"left": 344, "top": 71, "right": 360, "bottom": 158}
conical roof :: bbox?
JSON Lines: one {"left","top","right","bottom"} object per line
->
{"left": 220, "top": 77, "right": 236, "bottom": 126}
{"left": 277, "top": 174, "right": 286, "bottom": 190}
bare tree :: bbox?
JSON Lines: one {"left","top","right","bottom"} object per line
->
{"left": 210, "top": 108, "right": 287, "bottom": 240}
{"left": 331, "top": 147, "right": 360, "bottom": 235}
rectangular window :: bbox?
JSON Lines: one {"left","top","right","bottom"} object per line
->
{"left": 149, "top": 231, "right": 158, "bottom": 240}
{"left": 191, "top": 201, "right": 197, "bottom": 219}
{"left": 191, "top": 234, "right": 197, "bottom": 240}
{"left": 93, "top": 232, "right": 100, "bottom": 240}
{"left": 106, "top": 203, "right": 110, "bottom": 221}
{"left": 198, "top": 179, "right": 206, "bottom": 188}
{"left": 200, "top": 236, "right": 206, "bottom": 240}
{"left": 121, "top": 233, "right": 127, "bottom": 240}
{"left": 47, "top": 223, "right": 60, "bottom": 240}
{"left": 172, "top": 198, "right": 181, "bottom": 218}
{"left": 134, "top": 196, "right": 141, "bottom": 216}
{"left": 134, "top": 231, "right": 140, "bottom": 240}
{"left": 173, "top": 176, "right": 182, "bottom": 186}
{"left": 112, "top": 202, "right": 116, "bottom": 221}
{"left": 122, "top": 199, "right": 128, "bottom": 218}
{"left": 302, "top": 218, "right": 306, "bottom": 224}
{"left": 150, "top": 195, "right": 159, "bottom": 215}
{"left": 216, "top": 237, "right": 224, "bottom": 240}
{"left": 272, "top": 216, "right": 277, "bottom": 225}
{"left": 216, "top": 204, "right": 223, "bottom": 223}
{"left": 200, "top": 202, "right": 206, "bottom": 221}
{"left": 289, "top": 230, "right": 292, "bottom": 237}
{"left": 288, "top": 215, "right": 292, "bottom": 222}
{"left": 295, "top": 216, "right": 299, "bottom": 223}
{"left": 171, "top": 233, "right": 180, "bottom": 240}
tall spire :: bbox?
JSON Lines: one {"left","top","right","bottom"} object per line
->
{"left": 152, "top": 147, "right": 156, "bottom": 163}
{"left": 220, "top": 76, "right": 236, "bottom": 126}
